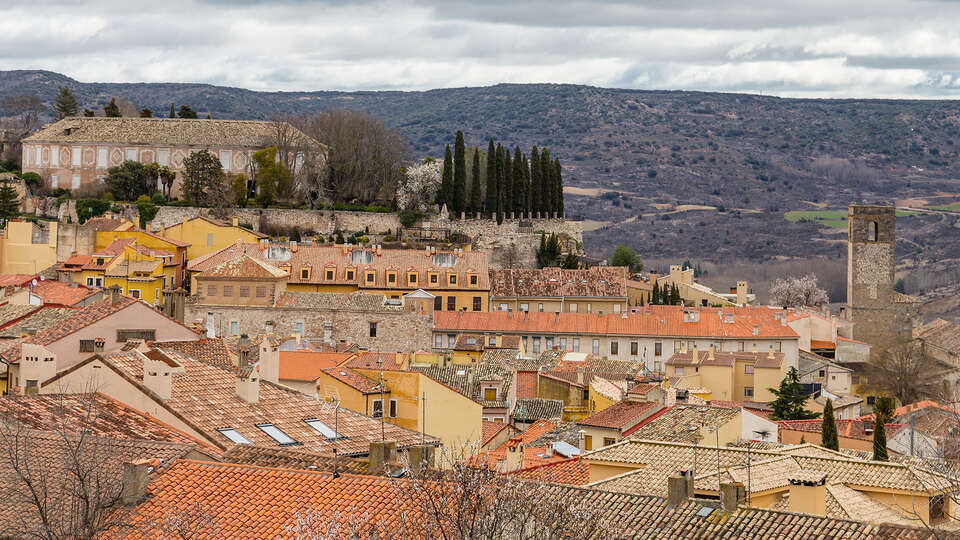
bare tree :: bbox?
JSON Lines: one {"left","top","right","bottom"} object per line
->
{"left": 295, "top": 109, "right": 411, "bottom": 206}
{"left": 2, "top": 95, "right": 45, "bottom": 165}
{"left": 769, "top": 273, "right": 829, "bottom": 308}
{"left": 147, "top": 502, "right": 220, "bottom": 539}
{"left": 863, "top": 341, "right": 944, "bottom": 406}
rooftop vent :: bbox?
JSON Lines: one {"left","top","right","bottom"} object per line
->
{"left": 432, "top": 252, "right": 457, "bottom": 267}
{"left": 350, "top": 249, "right": 375, "bottom": 265}
{"left": 265, "top": 245, "right": 291, "bottom": 261}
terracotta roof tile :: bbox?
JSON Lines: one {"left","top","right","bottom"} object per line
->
{"left": 21, "top": 280, "right": 100, "bottom": 306}
{"left": 0, "top": 274, "right": 37, "bottom": 288}
{"left": 512, "top": 457, "right": 590, "bottom": 485}
{"left": 198, "top": 254, "right": 288, "bottom": 279}
{"left": 344, "top": 352, "right": 407, "bottom": 371}
{"left": 481, "top": 420, "right": 509, "bottom": 446}
{"left": 152, "top": 338, "right": 234, "bottom": 369}
{"left": 626, "top": 405, "right": 741, "bottom": 444}
{"left": 489, "top": 266, "right": 627, "bottom": 298}
{"left": 321, "top": 366, "right": 387, "bottom": 394}
{"left": 221, "top": 444, "right": 368, "bottom": 475}
{"left": 778, "top": 418, "right": 904, "bottom": 442}
{"left": 578, "top": 401, "right": 662, "bottom": 430}
{"left": 279, "top": 351, "right": 354, "bottom": 382}
{"left": 512, "top": 398, "right": 564, "bottom": 422}
{"left": 410, "top": 363, "right": 513, "bottom": 406}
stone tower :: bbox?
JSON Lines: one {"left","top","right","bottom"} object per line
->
{"left": 846, "top": 204, "right": 904, "bottom": 353}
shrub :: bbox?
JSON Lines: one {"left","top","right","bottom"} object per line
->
{"left": 136, "top": 194, "right": 152, "bottom": 204}
{"left": 398, "top": 210, "right": 423, "bottom": 228}
{"left": 151, "top": 192, "right": 167, "bottom": 205}
{"left": 136, "top": 201, "right": 158, "bottom": 228}
{"left": 76, "top": 198, "right": 111, "bottom": 224}
{"left": 20, "top": 172, "right": 41, "bottom": 189}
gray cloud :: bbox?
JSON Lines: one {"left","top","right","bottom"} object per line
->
{"left": 1, "top": 0, "right": 960, "bottom": 97}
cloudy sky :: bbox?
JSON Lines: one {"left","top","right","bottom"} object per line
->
{"left": 2, "top": 0, "right": 960, "bottom": 98}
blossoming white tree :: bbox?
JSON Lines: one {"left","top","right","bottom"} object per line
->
{"left": 769, "top": 273, "right": 829, "bottom": 308}
{"left": 397, "top": 159, "right": 441, "bottom": 212}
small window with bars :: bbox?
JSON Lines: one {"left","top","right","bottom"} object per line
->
{"left": 117, "top": 329, "right": 156, "bottom": 342}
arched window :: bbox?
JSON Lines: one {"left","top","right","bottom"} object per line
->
{"left": 868, "top": 221, "right": 878, "bottom": 241}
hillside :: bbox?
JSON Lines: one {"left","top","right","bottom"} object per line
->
{"left": 2, "top": 69, "right": 959, "bottom": 306}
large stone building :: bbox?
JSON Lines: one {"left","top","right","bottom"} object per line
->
{"left": 844, "top": 204, "right": 921, "bottom": 356}
{"left": 20, "top": 117, "right": 321, "bottom": 196}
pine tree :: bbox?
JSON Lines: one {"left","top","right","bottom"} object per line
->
{"left": 0, "top": 181, "right": 20, "bottom": 226}
{"left": 469, "top": 149, "right": 482, "bottom": 215}
{"left": 821, "top": 399, "right": 839, "bottom": 450}
{"left": 139, "top": 108, "right": 153, "bottom": 118}
{"left": 554, "top": 158, "right": 564, "bottom": 217}
{"left": 169, "top": 103, "right": 176, "bottom": 118}
{"left": 484, "top": 139, "right": 496, "bottom": 216}
{"left": 453, "top": 131, "right": 466, "bottom": 215}
{"left": 768, "top": 367, "right": 820, "bottom": 421}
{"left": 83, "top": 109, "right": 95, "bottom": 117}
{"left": 53, "top": 86, "right": 79, "bottom": 120}
{"left": 513, "top": 147, "right": 525, "bottom": 215}
{"left": 540, "top": 148, "right": 552, "bottom": 215}
{"left": 439, "top": 144, "right": 453, "bottom": 210}
{"left": 104, "top": 98, "right": 121, "bottom": 117}
{"left": 503, "top": 148, "right": 513, "bottom": 218}
{"left": 530, "top": 146, "right": 541, "bottom": 215}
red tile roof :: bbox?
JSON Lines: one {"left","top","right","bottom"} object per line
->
{"left": 152, "top": 338, "right": 234, "bottom": 369}
{"left": 512, "top": 457, "right": 590, "bottom": 485}
{"left": 279, "top": 351, "right": 353, "bottom": 382}
{"left": 515, "top": 371, "right": 538, "bottom": 399}
{"left": 23, "top": 280, "right": 99, "bottom": 306}
{"left": 198, "top": 254, "right": 288, "bottom": 279}
{"left": 666, "top": 350, "right": 784, "bottom": 369}
{"left": 58, "top": 255, "right": 92, "bottom": 271}
{"left": 578, "top": 401, "right": 662, "bottom": 430}
{"left": 434, "top": 305, "right": 799, "bottom": 339}
{"left": 481, "top": 419, "right": 509, "bottom": 447}
{"left": 777, "top": 419, "right": 905, "bottom": 442}
{"left": 321, "top": 366, "right": 387, "bottom": 394}
{"left": 489, "top": 266, "right": 627, "bottom": 298}
{"left": 810, "top": 339, "right": 835, "bottom": 349}
{"left": 0, "top": 274, "right": 37, "bottom": 288}
{"left": 344, "top": 352, "right": 407, "bottom": 371}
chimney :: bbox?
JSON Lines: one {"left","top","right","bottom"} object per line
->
{"left": 235, "top": 365, "right": 260, "bottom": 404}
{"left": 109, "top": 285, "right": 122, "bottom": 305}
{"left": 142, "top": 350, "right": 173, "bottom": 400}
{"left": 406, "top": 444, "right": 435, "bottom": 474}
{"left": 787, "top": 472, "right": 827, "bottom": 516}
{"left": 19, "top": 343, "right": 57, "bottom": 394}
{"left": 708, "top": 345, "right": 715, "bottom": 361}
{"left": 503, "top": 437, "right": 525, "bottom": 472}
{"left": 736, "top": 281, "right": 748, "bottom": 306}
{"left": 368, "top": 440, "right": 397, "bottom": 473}
{"left": 232, "top": 216, "right": 239, "bottom": 227}
{"left": 120, "top": 459, "right": 153, "bottom": 505}
{"left": 578, "top": 429, "right": 586, "bottom": 454}
{"left": 667, "top": 470, "right": 692, "bottom": 508}
{"left": 173, "top": 288, "right": 186, "bottom": 322}
{"left": 576, "top": 367, "right": 584, "bottom": 385}
{"left": 692, "top": 344, "right": 698, "bottom": 362}
{"left": 206, "top": 312, "right": 215, "bottom": 338}
{"left": 93, "top": 337, "right": 105, "bottom": 353}
{"left": 719, "top": 482, "right": 746, "bottom": 512}
{"left": 259, "top": 339, "right": 279, "bottom": 384}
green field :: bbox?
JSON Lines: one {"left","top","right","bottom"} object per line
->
{"left": 927, "top": 203, "right": 960, "bottom": 211}
{"left": 785, "top": 209, "right": 918, "bottom": 229}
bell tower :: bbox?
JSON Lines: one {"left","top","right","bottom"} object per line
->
{"left": 846, "top": 204, "right": 900, "bottom": 353}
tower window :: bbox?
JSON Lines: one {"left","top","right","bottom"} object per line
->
{"left": 868, "top": 221, "right": 878, "bottom": 241}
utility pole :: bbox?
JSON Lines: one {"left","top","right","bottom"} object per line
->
{"left": 333, "top": 400, "right": 340, "bottom": 478}
{"left": 377, "top": 351, "right": 385, "bottom": 443}
{"left": 421, "top": 391, "right": 426, "bottom": 445}
{"left": 716, "top": 426, "right": 721, "bottom": 496}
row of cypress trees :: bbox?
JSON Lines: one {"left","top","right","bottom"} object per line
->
{"left": 437, "top": 131, "right": 564, "bottom": 222}
{"left": 648, "top": 282, "right": 681, "bottom": 305}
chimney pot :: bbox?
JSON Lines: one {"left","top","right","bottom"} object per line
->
{"left": 667, "top": 472, "right": 691, "bottom": 508}
{"left": 120, "top": 459, "right": 152, "bottom": 505}
{"left": 720, "top": 482, "right": 746, "bottom": 512}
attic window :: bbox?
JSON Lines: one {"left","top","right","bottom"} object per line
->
{"left": 466, "top": 338, "right": 477, "bottom": 345}
{"left": 217, "top": 428, "right": 251, "bottom": 444}
{"left": 256, "top": 423, "right": 299, "bottom": 446}
{"left": 304, "top": 419, "right": 344, "bottom": 440}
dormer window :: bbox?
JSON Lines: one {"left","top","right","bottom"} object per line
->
{"left": 365, "top": 270, "right": 376, "bottom": 284}
{"left": 325, "top": 267, "right": 335, "bottom": 280}
{"left": 346, "top": 268, "right": 356, "bottom": 281}
{"left": 429, "top": 272, "right": 438, "bottom": 285}
{"left": 387, "top": 271, "right": 397, "bottom": 285}
{"left": 408, "top": 272, "right": 418, "bottom": 285}
{"left": 300, "top": 266, "right": 311, "bottom": 280}
{"left": 448, "top": 274, "right": 457, "bottom": 286}
{"left": 469, "top": 274, "right": 478, "bottom": 286}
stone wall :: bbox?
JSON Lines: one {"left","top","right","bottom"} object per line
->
{"left": 148, "top": 205, "right": 583, "bottom": 269}
{"left": 184, "top": 302, "right": 434, "bottom": 352}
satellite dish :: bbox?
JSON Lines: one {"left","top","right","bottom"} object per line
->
{"left": 40, "top": 276, "right": 45, "bottom": 281}
{"left": 31, "top": 279, "right": 37, "bottom": 287}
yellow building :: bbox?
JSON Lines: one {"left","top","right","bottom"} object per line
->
{"left": 102, "top": 243, "right": 177, "bottom": 306}
{"left": 0, "top": 220, "right": 58, "bottom": 275}
{"left": 95, "top": 229, "right": 190, "bottom": 288}
{"left": 162, "top": 216, "right": 267, "bottom": 260}
{"left": 665, "top": 347, "right": 786, "bottom": 403}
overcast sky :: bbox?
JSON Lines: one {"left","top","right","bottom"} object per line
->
{"left": 3, "top": 0, "right": 960, "bottom": 98}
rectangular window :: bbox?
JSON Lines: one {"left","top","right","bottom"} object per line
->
{"left": 387, "top": 272, "right": 396, "bottom": 284}
{"left": 545, "top": 336, "right": 554, "bottom": 350}
{"left": 448, "top": 334, "right": 456, "bottom": 348}
{"left": 484, "top": 388, "right": 497, "bottom": 401}
{"left": 365, "top": 271, "right": 375, "bottom": 284}
{"left": 866, "top": 396, "right": 876, "bottom": 405}
{"left": 448, "top": 274, "right": 457, "bottom": 285}
{"left": 239, "top": 286, "right": 249, "bottom": 297}
{"left": 219, "top": 150, "right": 232, "bottom": 170}
{"left": 592, "top": 339, "right": 600, "bottom": 354}
{"left": 256, "top": 286, "right": 266, "bottom": 298}
{"left": 346, "top": 269, "right": 355, "bottom": 281}
{"left": 582, "top": 388, "right": 589, "bottom": 400}
{"left": 295, "top": 322, "right": 304, "bottom": 335}
{"left": 473, "top": 297, "right": 482, "bottom": 311}
{"left": 429, "top": 273, "right": 438, "bottom": 284}
{"left": 117, "top": 329, "right": 156, "bottom": 342}
{"left": 207, "top": 285, "right": 217, "bottom": 296}
{"left": 304, "top": 419, "right": 342, "bottom": 440}
{"left": 51, "top": 146, "right": 59, "bottom": 167}
{"left": 71, "top": 146, "right": 81, "bottom": 166}
{"left": 573, "top": 338, "right": 580, "bottom": 352}
{"left": 738, "top": 341, "right": 745, "bottom": 352}
{"left": 611, "top": 341, "right": 619, "bottom": 355}
{"left": 631, "top": 342, "right": 639, "bottom": 355}
{"left": 389, "top": 399, "right": 398, "bottom": 418}
{"left": 36, "top": 146, "right": 42, "bottom": 166}
{"left": 86, "top": 277, "right": 95, "bottom": 287}
{"left": 604, "top": 437, "right": 616, "bottom": 447}
{"left": 301, "top": 268, "right": 311, "bottom": 280}
{"left": 223, "top": 286, "right": 234, "bottom": 297}
{"left": 744, "top": 364, "right": 755, "bottom": 374}
{"left": 217, "top": 428, "right": 252, "bottom": 444}
{"left": 369, "top": 322, "right": 377, "bottom": 338}
{"left": 584, "top": 435, "right": 593, "bottom": 451}
{"left": 538, "top": 303, "right": 544, "bottom": 312}
{"left": 157, "top": 149, "right": 169, "bottom": 166}
{"left": 326, "top": 269, "right": 335, "bottom": 280}
{"left": 676, "top": 367, "right": 684, "bottom": 375}
{"left": 372, "top": 399, "right": 383, "bottom": 418}
{"left": 71, "top": 174, "right": 80, "bottom": 189}
{"left": 744, "top": 387, "right": 754, "bottom": 398}
{"left": 470, "top": 274, "right": 478, "bottom": 286}
{"left": 79, "top": 340, "right": 95, "bottom": 352}
{"left": 570, "top": 303, "right": 577, "bottom": 313}
{"left": 207, "top": 233, "right": 214, "bottom": 247}
{"left": 230, "top": 321, "right": 239, "bottom": 335}
{"left": 532, "top": 337, "right": 541, "bottom": 353}
{"left": 434, "top": 334, "right": 443, "bottom": 348}
{"left": 125, "top": 148, "right": 137, "bottom": 162}
{"left": 434, "top": 296, "right": 442, "bottom": 311}
{"left": 95, "top": 277, "right": 103, "bottom": 287}
{"left": 776, "top": 341, "right": 782, "bottom": 352}
{"left": 256, "top": 423, "right": 298, "bottom": 446}
{"left": 409, "top": 273, "right": 418, "bottom": 285}
{"left": 674, "top": 340, "right": 682, "bottom": 352}
{"left": 51, "top": 175, "right": 58, "bottom": 189}
{"left": 129, "top": 289, "right": 141, "bottom": 299}
{"left": 654, "top": 342, "right": 662, "bottom": 356}
{"left": 520, "top": 303, "right": 529, "bottom": 312}
{"left": 559, "top": 337, "right": 567, "bottom": 350}
{"left": 447, "top": 296, "right": 456, "bottom": 311}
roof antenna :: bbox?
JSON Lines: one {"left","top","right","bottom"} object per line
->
{"left": 333, "top": 399, "right": 340, "bottom": 478}
{"left": 377, "top": 350, "right": 385, "bottom": 442}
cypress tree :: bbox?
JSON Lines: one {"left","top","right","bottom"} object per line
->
{"left": 651, "top": 282, "right": 660, "bottom": 305}
{"left": 169, "top": 103, "right": 176, "bottom": 118}
{"left": 540, "top": 148, "right": 553, "bottom": 215}
{"left": 530, "top": 146, "right": 541, "bottom": 215}
{"left": 873, "top": 408, "right": 889, "bottom": 461}
{"left": 104, "top": 98, "right": 121, "bottom": 118}
{"left": 672, "top": 283, "right": 682, "bottom": 305}
{"left": 53, "top": 86, "right": 79, "bottom": 120}
{"left": 821, "top": 399, "right": 839, "bottom": 450}
{"left": 0, "top": 180, "right": 21, "bottom": 226}
{"left": 484, "top": 138, "right": 496, "bottom": 216}
{"left": 495, "top": 144, "right": 505, "bottom": 223}
{"left": 453, "top": 131, "right": 466, "bottom": 215}
{"left": 513, "top": 147, "right": 525, "bottom": 215}
{"left": 469, "top": 149, "right": 482, "bottom": 215}
{"left": 503, "top": 148, "right": 513, "bottom": 218}
{"left": 554, "top": 158, "right": 564, "bottom": 217}
{"left": 440, "top": 144, "right": 453, "bottom": 210}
